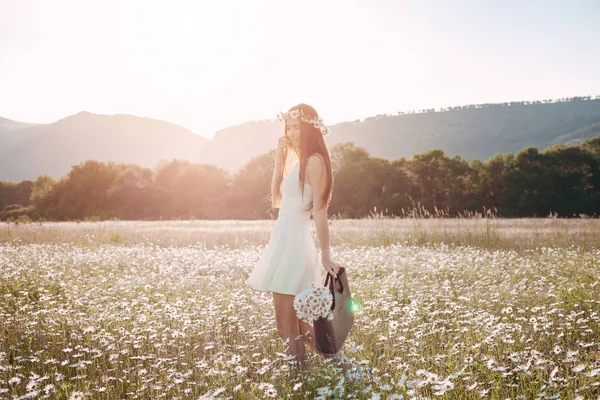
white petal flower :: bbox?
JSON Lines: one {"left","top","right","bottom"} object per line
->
{"left": 572, "top": 364, "right": 585, "bottom": 373}
{"left": 294, "top": 285, "right": 334, "bottom": 322}
{"left": 277, "top": 110, "right": 330, "bottom": 135}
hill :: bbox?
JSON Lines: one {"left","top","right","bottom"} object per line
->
{"left": 0, "top": 112, "right": 208, "bottom": 181}
{"left": 204, "top": 97, "right": 600, "bottom": 172}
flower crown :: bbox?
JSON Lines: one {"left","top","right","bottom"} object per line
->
{"left": 277, "top": 109, "right": 330, "bottom": 136}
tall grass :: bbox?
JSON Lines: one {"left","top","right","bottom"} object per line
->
{"left": 2, "top": 217, "right": 600, "bottom": 251}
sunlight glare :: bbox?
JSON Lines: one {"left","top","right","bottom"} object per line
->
{"left": 116, "top": 1, "right": 265, "bottom": 98}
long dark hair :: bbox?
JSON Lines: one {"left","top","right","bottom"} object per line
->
{"left": 279, "top": 103, "right": 333, "bottom": 213}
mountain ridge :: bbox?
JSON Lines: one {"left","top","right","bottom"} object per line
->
{"left": 2, "top": 96, "right": 600, "bottom": 181}
{"left": 0, "top": 111, "right": 208, "bottom": 181}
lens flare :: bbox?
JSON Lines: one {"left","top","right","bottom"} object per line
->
{"left": 348, "top": 298, "right": 360, "bottom": 313}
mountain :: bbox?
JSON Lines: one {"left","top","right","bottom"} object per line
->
{"left": 0, "top": 117, "right": 40, "bottom": 153}
{"left": 2, "top": 97, "right": 600, "bottom": 181}
{"left": 202, "top": 98, "right": 600, "bottom": 172}
{"left": 550, "top": 122, "right": 600, "bottom": 146}
{"left": 0, "top": 116, "right": 38, "bottom": 131}
{"left": 0, "top": 112, "right": 208, "bottom": 181}
{"left": 199, "top": 120, "right": 282, "bottom": 171}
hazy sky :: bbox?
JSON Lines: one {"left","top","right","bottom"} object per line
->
{"left": 1, "top": 0, "right": 599, "bottom": 138}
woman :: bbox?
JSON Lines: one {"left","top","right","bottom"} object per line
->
{"left": 245, "top": 103, "right": 352, "bottom": 374}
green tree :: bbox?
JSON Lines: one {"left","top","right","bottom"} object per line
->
{"left": 502, "top": 147, "right": 552, "bottom": 216}
{"left": 49, "top": 161, "right": 122, "bottom": 220}
{"left": 329, "top": 143, "right": 390, "bottom": 218}
{"left": 481, "top": 153, "right": 514, "bottom": 213}
{"left": 227, "top": 151, "right": 275, "bottom": 219}
{"left": 105, "top": 165, "right": 156, "bottom": 219}
{"left": 406, "top": 150, "right": 475, "bottom": 215}
{"left": 154, "top": 160, "right": 229, "bottom": 219}
{"left": 543, "top": 145, "right": 598, "bottom": 216}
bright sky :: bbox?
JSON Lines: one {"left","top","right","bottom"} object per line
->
{"left": 1, "top": 0, "right": 599, "bottom": 139}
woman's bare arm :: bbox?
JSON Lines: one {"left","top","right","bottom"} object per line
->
{"left": 271, "top": 158, "right": 283, "bottom": 209}
{"left": 271, "top": 137, "right": 289, "bottom": 209}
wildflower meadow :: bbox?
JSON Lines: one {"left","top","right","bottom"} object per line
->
{"left": 1, "top": 219, "right": 599, "bottom": 399}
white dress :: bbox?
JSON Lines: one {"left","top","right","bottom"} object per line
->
{"left": 245, "top": 160, "right": 321, "bottom": 296}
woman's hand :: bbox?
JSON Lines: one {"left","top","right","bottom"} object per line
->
{"left": 322, "top": 257, "right": 342, "bottom": 279}
{"left": 276, "top": 135, "right": 291, "bottom": 162}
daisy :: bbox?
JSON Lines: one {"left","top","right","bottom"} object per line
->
{"left": 69, "top": 391, "right": 85, "bottom": 400}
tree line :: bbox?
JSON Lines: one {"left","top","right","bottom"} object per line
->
{"left": 389, "top": 95, "right": 600, "bottom": 117}
{"left": 1, "top": 136, "right": 599, "bottom": 222}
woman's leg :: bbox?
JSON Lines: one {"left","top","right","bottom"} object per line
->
{"left": 298, "top": 319, "right": 319, "bottom": 354}
{"left": 272, "top": 292, "right": 307, "bottom": 367}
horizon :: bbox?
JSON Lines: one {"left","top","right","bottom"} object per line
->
{"left": 2, "top": 0, "right": 600, "bottom": 139}
{"left": 2, "top": 93, "right": 600, "bottom": 140}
